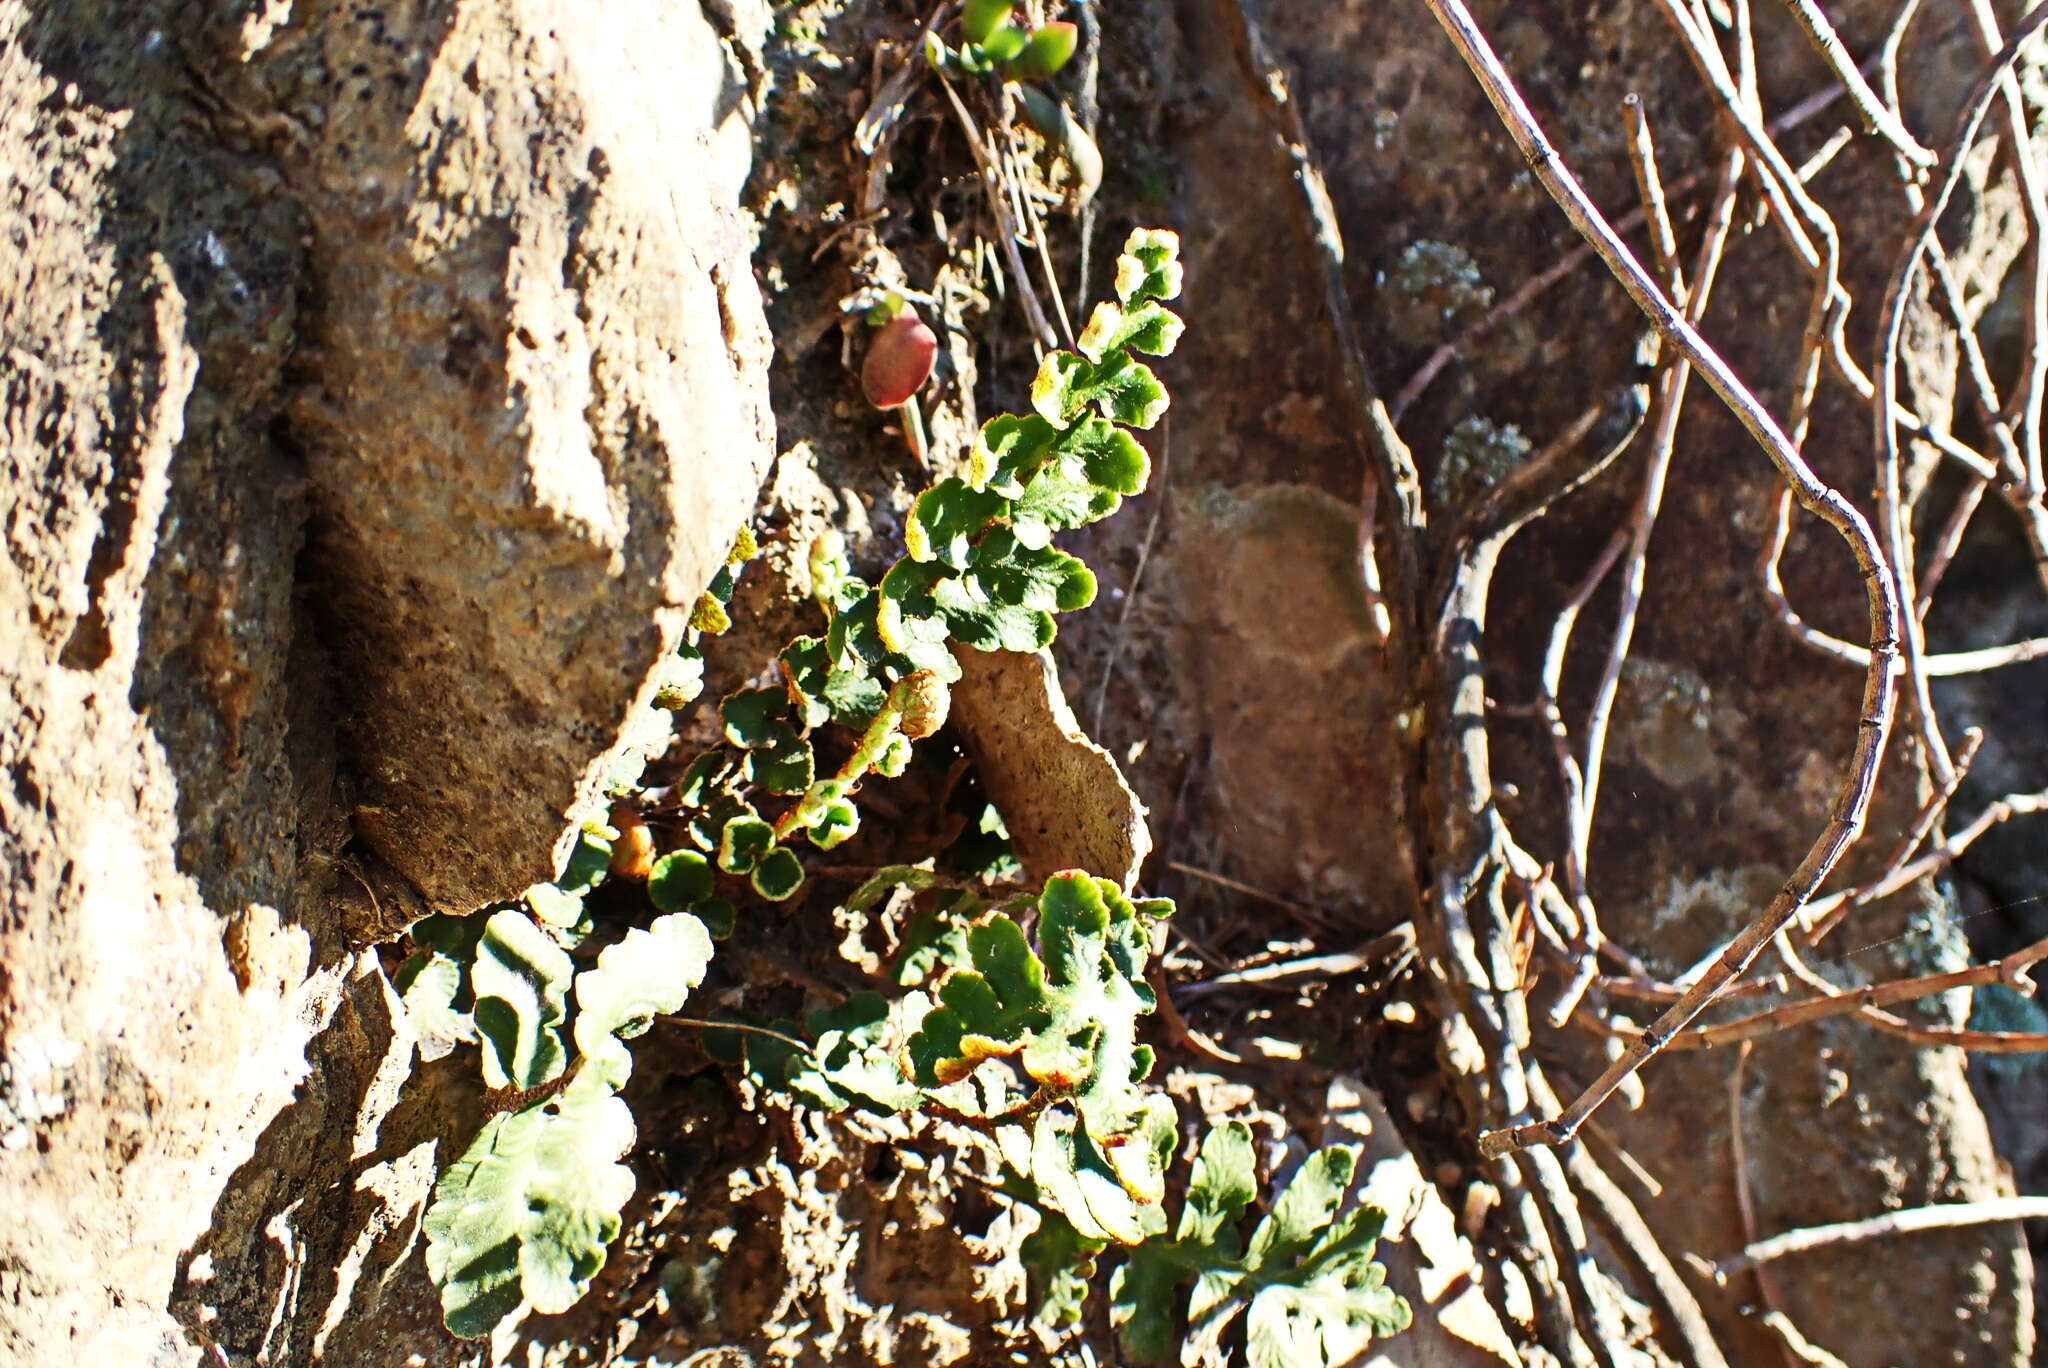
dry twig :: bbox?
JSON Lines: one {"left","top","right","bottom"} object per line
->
{"left": 1421, "top": 0, "right": 1904, "bottom": 1161}
{"left": 1709, "top": 1196, "right": 2048, "bottom": 1281}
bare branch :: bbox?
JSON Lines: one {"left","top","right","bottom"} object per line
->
{"left": 1419, "top": 0, "right": 1904, "bottom": 1161}
{"left": 1773, "top": 0, "right": 1934, "bottom": 169}
{"left": 1710, "top": 1197, "right": 2048, "bottom": 1282}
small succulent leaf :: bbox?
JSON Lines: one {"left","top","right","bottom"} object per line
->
{"left": 470, "top": 910, "right": 573, "bottom": 1091}
{"left": 974, "top": 412, "right": 1062, "bottom": 493}
{"left": 1076, "top": 299, "right": 1184, "bottom": 364}
{"left": 558, "top": 828, "right": 614, "bottom": 894}
{"left": 906, "top": 914, "right": 1052, "bottom": 1086}
{"left": 910, "top": 479, "right": 1011, "bottom": 569}
{"left": 1007, "top": 19, "right": 1077, "bottom": 78}
{"left": 807, "top": 799, "right": 860, "bottom": 849}
{"left": 1244, "top": 1205, "right": 1410, "bottom": 1368}
{"left": 962, "top": 0, "right": 1013, "bottom": 44}
{"left": 397, "top": 948, "right": 470, "bottom": 1052}
{"left": 1023, "top": 1209, "right": 1105, "bottom": 1330}
{"left": 523, "top": 882, "right": 585, "bottom": 929}
{"left": 1110, "top": 1239, "right": 1192, "bottom": 1363}
{"left": 978, "top": 22, "right": 1027, "bottom": 61}
{"left": 743, "top": 724, "right": 814, "bottom": 795}
{"left": 647, "top": 849, "right": 714, "bottom": 914}
{"left": 1032, "top": 1109, "right": 1150, "bottom": 1244}
{"left": 570, "top": 912, "right": 713, "bottom": 1089}
{"left": 423, "top": 1071, "right": 637, "bottom": 1338}
{"left": 1115, "top": 228, "right": 1183, "bottom": 305}
{"left": 781, "top": 636, "right": 885, "bottom": 730}
{"left": 1245, "top": 1146, "right": 1357, "bottom": 1269}
{"left": 751, "top": 846, "right": 806, "bottom": 901}
{"left": 1177, "top": 1120, "right": 1256, "bottom": 1250}
{"left": 676, "top": 749, "right": 734, "bottom": 807}
{"left": 697, "top": 896, "right": 738, "bottom": 940}
{"left": 721, "top": 688, "right": 793, "bottom": 748}
{"left": 718, "top": 816, "right": 775, "bottom": 874}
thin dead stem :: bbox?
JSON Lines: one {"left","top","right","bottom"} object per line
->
{"left": 1423, "top": 0, "right": 1904, "bottom": 1160}
{"left": 1711, "top": 1196, "right": 2048, "bottom": 1280}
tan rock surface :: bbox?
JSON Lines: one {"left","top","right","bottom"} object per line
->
{"left": 0, "top": 2, "right": 771, "bottom": 1361}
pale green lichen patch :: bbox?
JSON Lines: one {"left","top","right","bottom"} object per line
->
{"left": 1618, "top": 657, "right": 1733, "bottom": 789}
{"left": 1379, "top": 239, "right": 1494, "bottom": 347}
{"left": 1431, "top": 416, "right": 1530, "bottom": 508}
{"left": 1641, "top": 867, "right": 1781, "bottom": 976}
{"left": 1972, "top": 984, "right": 2048, "bottom": 1076}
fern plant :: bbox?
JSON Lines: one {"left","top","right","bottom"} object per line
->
{"left": 398, "top": 230, "right": 1409, "bottom": 1361}
{"left": 1018, "top": 1123, "right": 1413, "bottom": 1365}
{"left": 1110, "top": 1122, "right": 1413, "bottom": 1365}
{"left": 413, "top": 911, "right": 713, "bottom": 1337}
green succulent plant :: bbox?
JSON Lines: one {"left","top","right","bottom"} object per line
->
{"left": 937, "top": 1, "right": 1078, "bottom": 82}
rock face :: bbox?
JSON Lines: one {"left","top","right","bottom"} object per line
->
{"left": 0, "top": 1, "right": 772, "bottom": 1362}
{"left": 1056, "top": 1, "right": 2037, "bottom": 1363}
